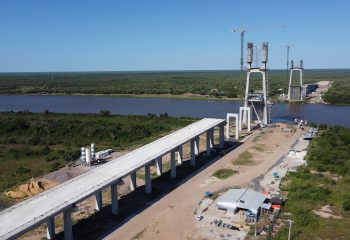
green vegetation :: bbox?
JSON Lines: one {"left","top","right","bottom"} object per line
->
{"left": 0, "top": 111, "right": 194, "bottom": 206}
{"left": 323, "top": 79, "right": 350, "bottom": 105}
{"left": 272, "top": 126, "right": 350, "bottom": 239}
{"left": 212, "top": 168, "right": 237, "bottom": 179}
{"left": 232, "top": 151, "right": 255, "bottom": 165}
{"left": 0, "top": 69, "right": 349, "bottom": 104}
{"left": 252, "top": 144, "right": 265, "bottom": 152}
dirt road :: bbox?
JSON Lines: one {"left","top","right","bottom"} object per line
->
{"left": 106, "top": 124, "right": 302, "bottom": 240}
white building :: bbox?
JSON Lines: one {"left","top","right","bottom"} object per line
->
{"left": 216, "top": 188, "right": 266, "bottom": 215}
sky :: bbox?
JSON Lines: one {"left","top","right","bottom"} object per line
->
{"left": 0, "top": 0, "right": 349, "bottom": 72}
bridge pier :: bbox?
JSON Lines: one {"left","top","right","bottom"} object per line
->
{"left": 210, "top": 129, "right": 214, "bottom": 147}
{"left": 170, "top": 150, "right": 176, "bottom": 178}
{"left": 226, "top": 113, "right": 239, "bottom": 140}
{"left": 206, "top": 129, "right": 213, "bottom": 156}
{"left": 63, "top": 208, "right": 73, "bottom": 240}
{"left": 194, "top": 137, "right": 200, "bottom": 154}
{"left": 46, "top": 217, "right": 55, "bottom": 240}
{"left": 95, "top": 190, "right": 103, "bottom": 211}
{"left": 219, "top": 124, "right": 225, "bottom": 148}
{"left": 176, "top": 145, "right": 183, "bottom": 164}
{"left": 145, "top": 164, "right": 152, "bottom": 193}
{"left": 130, "top": 171, "right": 137, "bottom": 191}
{"left": 111, "top": 183, "right": 119, "bottom": 215}
{"left": 190, "top": 139, "right": 196, "bottom": 166}
{"left": 155, "top": 157, "right": 162, "bottom": 176}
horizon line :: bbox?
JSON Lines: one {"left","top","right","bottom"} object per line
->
{"left": 1, "top": 68, "right": 350, "bottom": 74}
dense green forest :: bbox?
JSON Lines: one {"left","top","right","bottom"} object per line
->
{"left": 0, "top": 111, "right": 193, "bottom": 206}
{"left": 273, "top": 126, "right": 350, "bottom": 239}
{"left": 323, "top": 79, "right": 350, "bottom": 105}
{"left": 0, "top": 69, "right": 349, "bottom": 103}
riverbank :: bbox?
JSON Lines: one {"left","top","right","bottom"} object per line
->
{"left": 34, "top": 92, "right": 243, "bottom": 102}
{"left": 1, "top": 69, "right": 350, "bottom": 104}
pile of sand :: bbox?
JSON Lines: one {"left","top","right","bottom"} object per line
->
{"left": 5, "top": 178, "right": 58, "bottom": 199}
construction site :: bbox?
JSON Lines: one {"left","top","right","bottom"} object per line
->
{"left": 0, "top": 36, "right": 319, "bottom": 240}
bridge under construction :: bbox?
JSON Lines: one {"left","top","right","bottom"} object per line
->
{"left": 0, "top": 118, "right": 226, "bottom": 240}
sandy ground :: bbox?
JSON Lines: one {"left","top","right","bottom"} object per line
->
{"left": 106, "top": 124, "right": 303, "bottom": 240}
{"left": 307, "top": 81, "right": 332, "bottom": 104}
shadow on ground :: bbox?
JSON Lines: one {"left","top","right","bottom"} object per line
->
{"left": 55, "top": 141, "right": 242, "bottom": 240}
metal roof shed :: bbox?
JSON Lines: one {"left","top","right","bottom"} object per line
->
{"left": 216, "top": 189, "right": 266, "bottom": 214}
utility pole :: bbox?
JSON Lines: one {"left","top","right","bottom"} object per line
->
{"left": 281, "top": 219, "right": 294, "bottom": 240}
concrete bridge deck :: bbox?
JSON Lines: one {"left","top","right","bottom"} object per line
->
{"left": 0, "top": 118, "right": 225, "bottom": 240}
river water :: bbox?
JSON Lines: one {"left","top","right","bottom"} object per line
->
{"left": 0, "top": 95, "right": 349, "bottom": 127}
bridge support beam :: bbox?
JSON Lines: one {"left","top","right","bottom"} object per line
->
{"left": 145, "top": 164, "right": 152, "bottom": 193}
{"left": 130, "top": 171, "right": 137, "bottom": 191}
{"left": 219, "top": 124, "right": 225, "bottom": 148}
{"left": 155, "top": 157, "right": 162, "bottom": 176}
{"left": 190, "top": 139, "right": 196, "bottom": 166}
{"left": 176, "top": 145, "right": 183, "bottom": 164}
{"left": 46, "top": 217, "right": 55, "bottom": 240}
{"left": 95, "top": 190, "right": 103, "bottom": 211}
{"left": 111, "top": 183, "right": 119, "bottom": 215}
{"left": 226, "top": 113, "right": 239, "bottom": 140}
{"left": 195, "top": 137, "right": 200, "bottom": 155}
{"left": 239, "top": 107, "right": 251, "bottom": 132}
{"left": 63, "top": 208, "right": 73, "bottom": 240}
{"left": 206, "top": 129, "right": 213, "bottom": 156}
{"left": 170, "top": 150, "right": 176, "bottom": 178}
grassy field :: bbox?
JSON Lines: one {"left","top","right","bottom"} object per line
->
{"left": 212, "top": 168, "right": 237, "bottom": 179}
{"left": 0, "top": 111, "right": 194, "bottom": 206}
{"left": 272, "top": 126, "right": 350, "bottom": 239}
{"left": 232, "top": 150, "right": 255, "bottom": 165}
{"left": 0, "top": 69, "right": 349, "bottom": 104}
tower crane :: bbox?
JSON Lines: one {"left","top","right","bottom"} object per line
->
{"left": 231, "top": 25, "right": 286, "bottom": 98}
{"left": 282, "top": 43, "right": 295, "bottom": 74}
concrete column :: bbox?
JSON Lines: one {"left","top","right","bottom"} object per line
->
{"left": 95, "top": 190, "right": 103, "bottom": 211}
{"left": 63, "top": 208, "right": 73, "bottom": 240}
{"left": 130, "top": 171, "right": 137, "bottom": 191}
{"left": 155, "top": 157, "right": 162, "bottom": 176}
{"left": 210, "top": 128, "right": 214, "bottom": 147}
{"left": 219, "top": 124, "right": 225, "bottom": 148}
{"left": 226, "top": 113, "right": 239, "bottom": 140}
{"left": 247, "top": 109, "right": 251, "bottom": 132}
{"left": 176, "top": 145, "right": 183, "bottom": 164}
{"left": 111, "top": 183, "right": 119, "bottom": 215}
{"left": 170, "top": 150, "right": 176, "bottom": 178}
{"left": 145, "top": 164, "right": 152, "bottom": 193}
{"left": 195, "top": 137, "right": 200, "bottom": 154}
{"left": 239, "top": 108, "right": 244, "bottom": 131}
{"left": 190, "top": 139, "right": 196, "bottom": 166}
{"left": 46, "top": 218, "right": 55, "bottom": 240}
{"left": 206, "top": 130, "right": 212, "bottom": 156}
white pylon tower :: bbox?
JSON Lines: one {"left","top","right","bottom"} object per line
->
{"left": 287, "top": 59, "right": 304, "bottom": 101}
{"left": 243, "top": 42, "right": 269, "bottom": 125}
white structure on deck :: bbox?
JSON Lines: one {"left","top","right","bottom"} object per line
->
{"left": 226, "top": 113, "right": 239, "bottom": 140}
{"left": 216, "top": 188, "right": 266, "bottom": 215}
{"left": 0, "top": 118, "right": 225, "bottom": 240}
{"left": 239, "top": 107, "right": 251, "bottom": 132}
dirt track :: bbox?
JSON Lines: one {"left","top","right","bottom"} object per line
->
{"left": 106, "top": 124, "right": 302, "bottom": 240}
